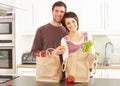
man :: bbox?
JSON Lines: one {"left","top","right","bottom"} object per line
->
{"left": 31, "top": 1, "right": 68, "bottom": 62}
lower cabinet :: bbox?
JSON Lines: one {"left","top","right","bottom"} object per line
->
{"left": 94, "top": 69, "right": 120, "bottom": 79}
{"left": 17, "top": 68, "right": 36, "bottom": 76}
{"left": 94, "top": 69, "right": 102, "bottom": 78}
{"left": 108, "top": 70, "right": 120, "bottom": 79}
{"left": 17, "top": 64, "right": 120, "bottom": 78}
{"left": 94, "top": 69, "right": 108, "bottom": 78}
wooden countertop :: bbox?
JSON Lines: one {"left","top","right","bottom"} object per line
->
{"left": 17, "top": 64, "right": 36, "bottom": 68}
{"left": 17, "top": 64, "right": 120, "bottom": 69}
{"left": 97, "top": 65, "right": 120, "bottom": 69}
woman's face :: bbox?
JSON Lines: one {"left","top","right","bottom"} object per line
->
{"left": 65, "top": 18, "right": 78, "bottom": 32}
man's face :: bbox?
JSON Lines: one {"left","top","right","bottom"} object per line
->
{"left": 52, "top": 6, "right": 66, "bottom": 23}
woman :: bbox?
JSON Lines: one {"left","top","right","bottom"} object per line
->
{"left": 60, "top": 11, "right": 96, "bottom": 60}
{"left": 55, "top": 12, "right": 97, "bottom": 81}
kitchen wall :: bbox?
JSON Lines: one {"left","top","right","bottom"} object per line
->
{"left": 16, "top": 35, "right": 35, "bottom": 64}
{"left": 93, "top": 35, "right": 120, "bottom": 64}
{"left": 16, "top": 34, "right": 120, "bottom": 65}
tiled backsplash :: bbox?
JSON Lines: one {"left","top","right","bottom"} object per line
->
{"left": 17, "top": 34, "right": 120, "bottom": 64}
{"left": 93, "top": 35, "right": 120, "bottom": 64}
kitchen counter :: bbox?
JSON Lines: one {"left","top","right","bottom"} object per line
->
{"left": 17, "top": 64, "right": 120, "bottom": 69}
{"left": 1, "top": 76, "right": 120, "bottom": 86}
{"left": 17, "top": 64, "right": 36, "bottom": 68}
{"left": 97, "top": 65, "right": 120, "bottom": 69}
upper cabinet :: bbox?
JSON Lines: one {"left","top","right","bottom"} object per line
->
{"left": 105, "top": 0, "right": 120, "bottom": 33}
{"left": 70, "top": 0, "right": 104, "bottom": 32}
{"left": 14, "top": 0, "right": 120, "bottom": 35}
{"left": 75, "top": 0, "right": 120, "bottom": 34}
{"left": 33, "top": 0, "right": 104, "bottom": 33}
{"left": 15, "top": 0, "right": 34, "bottom": 35}
{"left": 72, "top": 0, "right": 120, "bottom": 34}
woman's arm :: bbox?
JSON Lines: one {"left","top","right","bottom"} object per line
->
{"left": 61, "top": 38, "right": 69, "bottom": 60}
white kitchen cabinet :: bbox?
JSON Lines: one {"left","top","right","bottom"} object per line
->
{"left": 94, "top": 69, "right": 102, "bottom": 78}
{"left": 108, "top": 69, "right": 120, "bottom": 79}
{"left": 74, "top": 0, "right": 104, "bottom": 32}
{"left": 34, "top": 0, "right": 104, "bottom": 33}
{"left": 15, "top": 0, "right": 34, "bottom": 35}
{"left": 94, "top": 69, "right": 108, "bottom": 78}
{"left": 17, "top": 68, "right": 36, "bottom": 76}
{"left": 17, "top": 64, "right": 36, "bottom": 76}
{"left": 21, "top": 0, "right": 34, "bottom": 34}
{"left": 79, "top": 0, "right": 120, "bottom": 33}
{"left": 105, "top": 0, "right": 120, "bottom": 32}
{"left": 14, "top": 0, "right": 120, "bottom": 35}
{"left": 101, "top": 69, "right": 109, "bottom": 78}
{"left": 80, "top": 0, "right": 120, "bottom": 33}
{"left": 94, "top": 69, "right": 120, "bottom": 79}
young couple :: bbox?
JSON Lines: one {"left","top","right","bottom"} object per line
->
{"left": 31, "top": 1, "right": 96, "bottom": 61}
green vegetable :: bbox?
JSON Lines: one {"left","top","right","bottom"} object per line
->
{"left": 82, "top": 40, "right": 93, "bottom": 52}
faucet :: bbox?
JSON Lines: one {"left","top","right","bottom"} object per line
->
{"left": 103, "top": 42, "right": 114, "bottom": 66}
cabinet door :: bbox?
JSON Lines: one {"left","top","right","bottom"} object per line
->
{"left": 102, "top": 69, "right": 109, "bottom": 78}
{"left": 94, "top": 69, "right": 102, "bottom": 78}
{"left": 18, "top": 0, "right": 34, "bottom": 35}
{"left": 105, "top": 0, "right": 120, "bottom": 32}
{"left": 94, "top": 69, "right": 109, "bottom": 78}
{"left": 74, "top": 0, "right": 104, "bottom": 32}
{"left": 17, "top": 68, "right": 36, "bottom": 76}
{"left": 108, "top": 70, "right": 120, "bottom": 79}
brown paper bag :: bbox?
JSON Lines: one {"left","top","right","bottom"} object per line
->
{"left": 36, "top": 48, "right": 62, "bottom": 82}
{"left": 62, "top": 50, "right": 96, "bottom": 83}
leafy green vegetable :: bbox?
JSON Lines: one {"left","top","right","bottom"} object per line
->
{"left": 82, "top": 40, "right": 93, "bottom": 52}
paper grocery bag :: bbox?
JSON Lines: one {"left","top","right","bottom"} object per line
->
{"left": 36, "top": 48, "right": 62, "bottom": 83}
{"left": 62, "top": 50, "right": 96, "bottom": 83}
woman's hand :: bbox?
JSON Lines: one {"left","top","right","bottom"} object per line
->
{"left": 55, "top": 45, "right": 65, "bottom": 55}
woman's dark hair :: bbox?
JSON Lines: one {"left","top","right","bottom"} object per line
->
{"left": 52, "top": 1, "right": 67, "bottom": 13}
{"left": 62, "top": 12, "right": 79, "bottom": 31}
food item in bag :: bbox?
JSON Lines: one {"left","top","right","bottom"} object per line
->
{"left": 82, "top": 40, "right": 93, "bottom": 52}
{"left": 59, "top": 45, "right": 65, "bottom": 50}
{"left": 35, "top": 51, "right": 46, "bottom": 57}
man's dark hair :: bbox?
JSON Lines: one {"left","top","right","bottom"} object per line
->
{"left": 52, "top": 1, "right": 67, "bottom": 13}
